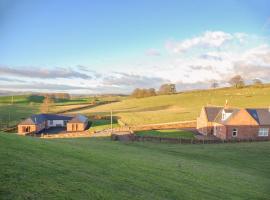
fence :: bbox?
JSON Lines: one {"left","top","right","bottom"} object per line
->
{"left": 111, "top": 134, "right": 270, "bottom": 144}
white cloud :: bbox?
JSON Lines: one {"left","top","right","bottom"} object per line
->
{"left": 1, "top": 31, "right": 270, "bottom": 94}
{"left": 166, "top": 31, "right": 234, "bottom": 53}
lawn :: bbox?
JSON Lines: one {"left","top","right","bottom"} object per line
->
{"left": 72, "top": 85, "right": 270, "bottom": 125}
{"left": 135, "top": 129, "right": 195, "bottom": 139}
{"left": 1, "top": 133, "right": 270, "bottom": 199}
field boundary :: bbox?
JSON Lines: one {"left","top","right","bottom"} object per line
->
{"left": 111, "top": 134, "right": 270, "bottom": 144}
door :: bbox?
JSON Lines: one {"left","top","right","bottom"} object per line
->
{"left": 213, "top": 125, "right": 217, "bottom": 136}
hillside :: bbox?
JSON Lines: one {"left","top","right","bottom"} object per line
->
{"left": 1, "top": 133, "right": 270, "bottom": 199}
{"left": 69, "top": 85, "right": 270, "bottom": 125}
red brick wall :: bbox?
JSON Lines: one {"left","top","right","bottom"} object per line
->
{"left": 225, "top": 125, "right": 270, "bottom": 140}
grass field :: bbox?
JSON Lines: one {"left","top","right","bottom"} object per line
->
{"left": 0, "top": 95, "right": 118, "bottom": 127}
{"left": 135, "top": 129, "right": 195, "bottom": 139}
{"left": 90, "top": 119, "right": 119, "bottom": 132}
{"left": 0, "top": 133, "right": 270, "bottom": 199}
{"left": 71, "top": 85, "right": 270, "bottom": 125}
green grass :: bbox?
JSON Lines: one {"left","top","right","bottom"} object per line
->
{"left": 136, "top": 129, "right": 195, "bottom": 139}
{"left": 0, "top": 133, "right": 270, "bottom": 199}
{"left": 90, "top": 119, "right": 119, "bottom": 132}
{"left": 73, "top": 85, "right": 270, "bottom": 125}
{"left": 0, "top": 104, "right": 39, "bottom": 127}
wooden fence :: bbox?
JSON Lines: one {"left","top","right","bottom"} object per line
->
{"left": 111, "top": 134, "right": 270, "bottom": 144}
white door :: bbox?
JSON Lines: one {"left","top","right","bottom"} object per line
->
{"left": 213, "top": 125, "right": 217, "bottom": 136}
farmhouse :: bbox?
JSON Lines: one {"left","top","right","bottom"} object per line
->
{"left": 18, "top": 114, "right": 88, "bottom": 135}
{"left": 197, "top": 106, "right": 270, "bottom": 140}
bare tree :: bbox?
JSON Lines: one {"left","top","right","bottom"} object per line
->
{"left": 229, "top": 75, "right": 245, "bottom": 88}
{"left": 210, "top": 80, "right": 219, "bottom": 89}
{"left": 40, "top": 95, "right": 54, "bottom": 113}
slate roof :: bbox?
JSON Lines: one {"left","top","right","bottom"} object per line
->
{"left": 19, "top": 114, "right": 87, "bottom": 125}
{"left": 246, "top": 108, "right": 270, "bottom": 125}
{"left": 204, "top": 106, "right": 223, "bottom": 122}
{"left": 68, "top": 114, "right": 88, "bottom": 123}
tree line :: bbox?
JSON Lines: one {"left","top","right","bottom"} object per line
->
{"left": 211, "top": 75, "right": 263, "bottom": 89}
{"left": 131, "top": 84, "right": 176, "bottom": 98}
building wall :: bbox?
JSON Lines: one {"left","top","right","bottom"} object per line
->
{"left": 67, "top": 122, "right": 87, "bottom": 132}
{"left": 47, "top": 120, "right": 67, "bottom": 127}
{"left": 18, "top": 122, "right": 45, "bottom": 135}
{"left": 213, "top": 123, "right": 227, "bottom": 140}
{"left": 225, "top": 125, "right": 270, "bottom": 140}
{"left": 197, "top": 108, "right": 213, "bottom": 135}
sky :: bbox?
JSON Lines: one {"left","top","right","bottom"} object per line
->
{"left": 0, "top": 0, "right": 270, "bottom": 94}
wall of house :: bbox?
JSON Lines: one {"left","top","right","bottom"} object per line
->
{"left": 18, "top": 124, "right": 43, "bottom": 135}
{"left": 213, "top": 123, "right": 227, "bottom": 140}
{"left": 66, "top": 122, "right": 87, "bottom": 132}
{"left": 197, "top": 108, "right": 213, "bottom": 135}
{"left": 47, "top": 120, "right": 67, "bottom": 127}
{"left": 225, "top": 125, "right": 270, "bottom": 140}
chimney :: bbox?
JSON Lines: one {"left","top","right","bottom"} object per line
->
{"left": 224, "top": 99, "right": 228, "bottom": 108}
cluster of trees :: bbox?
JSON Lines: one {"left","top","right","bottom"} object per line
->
{"left": 131, "top": 88, "right": 157, "bottom": 98}
{"left": 131, "top": 83, "right": 176, "bottom": 98}
{"left": 40, "top": 93, "right": 71, "bottom": 100}
{"left": 211, "top": 75, "right": 264, "bottom": 89}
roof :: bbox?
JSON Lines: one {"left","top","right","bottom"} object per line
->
{"left": 246, "top": 108, "right": 270, "bottom": 125}
{"left": 68, "top": 114, "right": 88, "bottom": 123}
{"left": 204, "top": 106, "right": 223, "bottom": 122}
{"left": 214, "top": 108, "right": 239, "bottom": 124}
{"left": 19, "top": 114, "right": 76, "bottom": 125}
{"left": 213, "top": 107, "right": 270, "bottom": 125}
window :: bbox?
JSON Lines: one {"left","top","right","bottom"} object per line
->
{"left": 232, "top": 128, "right": 238, "bottom": 137}
{"left": 49, "top": 120, "right": 53, "bottom": 125}
{"left": 258, "top": 128, "right": 269, "bottom": 137}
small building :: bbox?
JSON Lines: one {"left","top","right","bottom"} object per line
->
{"left": 197, "top": 106, "right": 270, "bottom": 140}
{"left": 18, "top": 114, "right": 88, "bottom": 135}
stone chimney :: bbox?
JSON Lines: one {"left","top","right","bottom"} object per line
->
{"left": 224, "top": 99, "right": 228, "bottom": 109}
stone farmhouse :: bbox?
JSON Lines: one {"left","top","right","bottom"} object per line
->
{"left": 197, "top": 106, "right": 270, "bottom": 140}
{"left": 18, "top": 114, "right": 88, "bottom": 135}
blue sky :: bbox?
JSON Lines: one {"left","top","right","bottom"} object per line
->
{"left": 0, "top": 0, "right": 270, "bottom": 93}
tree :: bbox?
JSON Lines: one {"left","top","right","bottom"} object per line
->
{"left": 229, "top": 75, "right": 245, "bottom": 88}
{"left": 210, "top": 80, "right": 219, "bottom": 89}
{"left": 131, "top": 88, "right": 157, "bottom": 98}
{"left": 158, "top": 84, "right": 176, "bottom": 95}
{"left": 253, "top": 78, "right": 263, "bottom": 88}
{"left": 40, "top": 95, "right": 54, "bottom": 113}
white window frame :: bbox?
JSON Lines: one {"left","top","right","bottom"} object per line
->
{"left": 232, "top": 128, "right": 238, "bottom": 137}
{"left": 258, "top": 128, "right": 269, "bottom": 137}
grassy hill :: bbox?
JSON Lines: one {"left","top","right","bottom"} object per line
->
{"left": 72, "top": 85, "right": 270, "bottom": 125}
{"left": 1, "top": 133, "right": 270, "bottom": 199}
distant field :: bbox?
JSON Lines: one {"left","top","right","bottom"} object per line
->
{"left": 1, "top": 133, "right": 270, "bottom": 199}
{"left": 0, "top": 95, "right": 122, "bottom": 127}
{"left": 135, "top": 129, "right": 195, "bottom": 139}
{"left": 71, "top": 85, "right": 270, "bottom": 125}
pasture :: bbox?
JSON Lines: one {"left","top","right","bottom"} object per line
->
{"left": 0, "top": 133, "right": 270, "bottom": 199}
{"left": 70, "top": 85, "right": 270, "bottom": 125}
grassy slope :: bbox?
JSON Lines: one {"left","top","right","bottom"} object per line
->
{"left": 73, "top": 86, "right": 270, "bottom": 125}
{"left": 1, "top": 133, "right": 270, "bottom": 200}
{"left": 135, "top": 129, "right": 195, "bottom": 139}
